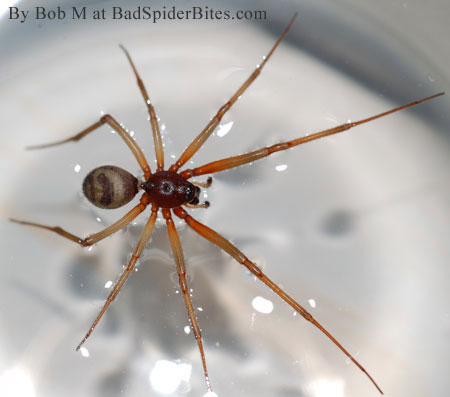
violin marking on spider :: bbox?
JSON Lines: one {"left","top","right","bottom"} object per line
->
{"left": 10, "top": 12, "right": 444, "bottom": 395}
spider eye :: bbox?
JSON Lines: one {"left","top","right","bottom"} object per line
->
{"left": 186, "top": 186, "right": 194, "bottom": 198}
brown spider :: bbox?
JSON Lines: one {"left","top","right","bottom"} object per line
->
{"left": 10, "top": 14, "right": 443, "bottom": 395}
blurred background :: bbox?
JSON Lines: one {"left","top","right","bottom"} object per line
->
{"left": 1, "top": 0, "right": 449, "bottom": 396}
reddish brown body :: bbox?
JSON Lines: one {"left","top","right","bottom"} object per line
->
{"left": 141, "top": 170, "right": 200, "bottom": 208}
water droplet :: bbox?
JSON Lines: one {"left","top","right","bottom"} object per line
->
{"left": 251, "top": 296, "right": 273, "bottom": 314}
{"left": 80, "top": 347, "right": 89, "bottom": 358}
{"left": 149, "top": 360, "right": 192, "bottom": 394}
{"left": 275, "top": 164, "right": 288, "bottom": 172}
{"left": 104, "top": 280, "right": 113, "bottom": 289}
{"left": 0, "top": 367, "right": 35, "bottom": 397}
{"left": 74, "top": 164, "right": 81, "bottom": 173}
{"left": 217, "top": 121, "right": 233, "bottom": 137}
{"left": 308, "top": 378, "right": 344, "bottom": 397}
{"left": 308, "top": 299, "right": 316, "bottom": 308}
{"left": 149, "top": 360, "right": 179, "bottom": 394}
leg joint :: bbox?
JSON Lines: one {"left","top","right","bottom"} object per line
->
{"left": 101, "top": 114, "right": 112, "bottom": 123}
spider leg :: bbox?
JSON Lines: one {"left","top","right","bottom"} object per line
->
{"left": 162, "top": 209, "right": 212, "bottom": 393}
{"left": 26, "top": 114, "right": 151, "bottom": 179}
{"left": 173, "top": 206, "right": 383, "bottom": 395}
{"left": 181, "top": 92, "right": 444, "bottom": 178}
{"left": 120, "top": 45, "right": 164, "bottom": 171}
{"left": 76, "top": 205, "right": 158, "bottom": 351}
{"left": 169, "top": 13, "right": 298, "bottom": 172}
{"left": 10, "top": 195, "right": 150, "bottom": 247}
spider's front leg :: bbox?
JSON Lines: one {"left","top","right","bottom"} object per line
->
{"left": 169, "top": 14, "right": 298, "bottom": 172}
{"left": 180, "top": 93, "right": 445, "bottom": 179}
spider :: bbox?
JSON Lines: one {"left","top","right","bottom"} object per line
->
{"left": 10, "top": 14, "right": 443, "bottom": 395}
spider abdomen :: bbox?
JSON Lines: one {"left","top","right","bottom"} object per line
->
{"left": 142, "top": 170, "right": 200, "bottom": 208}
{"left": 82, "top": 165, "right": 138, "bottom": 209}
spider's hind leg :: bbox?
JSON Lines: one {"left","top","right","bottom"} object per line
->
{"left": 10, "top": 195, "right": 150, "bottom": 246}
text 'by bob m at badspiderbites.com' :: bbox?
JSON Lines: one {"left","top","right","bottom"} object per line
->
{"left": 7, "top": 5, "right": 268, "bottom": 24}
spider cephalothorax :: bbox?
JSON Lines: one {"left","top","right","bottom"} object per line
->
{"left": 141, "top": 170, "right": 201, "bottom": 208}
